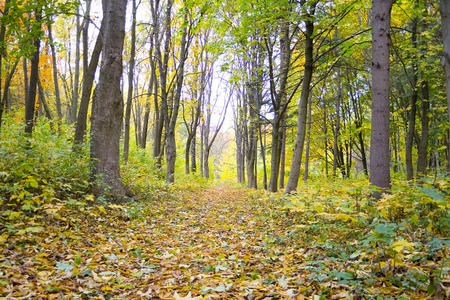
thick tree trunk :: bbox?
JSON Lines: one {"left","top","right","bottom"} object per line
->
{"left": 123, "top": 0, "right": 137, "bottom": 163}
{"left": 285, "top": 3, "right": 316, "bottom": 193}
{"left": 441, "top": 0, "right": 450, "bottom": 172}
{"left": 90, "top": 0, "right": 129, "bottom": 202}
{"left": 370, "top": 0, "right": 393, "bottom": 197}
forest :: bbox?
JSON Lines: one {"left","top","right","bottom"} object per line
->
{"left": 1, "top": 0, "right": 450, "bottom": 298}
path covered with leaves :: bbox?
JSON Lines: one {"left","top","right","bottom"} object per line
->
{"left": 1, "top": 184, "right": 449, "bottom": 299}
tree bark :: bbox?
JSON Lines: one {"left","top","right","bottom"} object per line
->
{"left": 441, "top": 0, "right": 450, "bottom": 172}
{"left": 285, "top": 2, "right": 316, "bottom": 193}
{"left": 405, "top": 12, "right": 418, "bottom": 181}
{"left": 123, "top": 0, "right": 137, "bottom": 163}
{"left": 304, "top": 93, "right": 312, "bottom": 182}
{"left": 70, "top": 6, "right": 81, "bottom": 123}
{"left": 90, "top": 0, "right": 130, "bottom": 201}
{"left": 47, "top": 22, "right": 63, "bottom": 121}
{"left": 370, "top": 0, "right": 393, "bottom": 198}
{"left": 74, "top": 18, "right": 105, "bottom": 146}
{"left": 166, "top": 1, "right": 189, "bottom": 183}
{"left": 25, "top": 8, "right": 42, "bottom": 134}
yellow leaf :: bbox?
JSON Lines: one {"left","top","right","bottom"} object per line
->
{"left": 108, "top": 204, "right": 123, "bottom": 209}
{"left": 174, "top": 292, "right": 202, "bottom": 300}
{"left": 392, "top": 240, "right": 415, "bottom": 253}
{"left": 0, "top": 234, "right": 8, "bottom": 243}
{"left": 98, "top": 206, "right": 107, "bottom": 214}
{"left": 92, "top": 270, "right": 102, "bottom": 283}
{"left": 380, "top": 208, "right": 388, "bottom": 219}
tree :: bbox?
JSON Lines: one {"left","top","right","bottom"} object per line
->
{"left": 369, "top": 0, "right": 393, "bottom": 197}
{"left": 123, "top": 0, "right": 138, "bottom": 163}
{"left": 90, "top": 0, "right": 130, "bottom": 201}
{"left": 285, "top": 0, "right": 317, "bottom": 193}
{"left": 440, "top": 0, "right": 450, "bottom": 172}
{"left": 24, "top": 5, "right": 42, "bottom": 134}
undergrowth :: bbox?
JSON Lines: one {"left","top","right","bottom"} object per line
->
{"left": 281, "top": 178, "right": 450, "bottom": 297}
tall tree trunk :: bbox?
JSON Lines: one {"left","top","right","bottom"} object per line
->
{"left": 370, "top": 0, "right": 393, "bottom": 198}
{"left": 123, "top": 0, "right": 137, "bottom": 163}
{"left": 90, "top": 0, "right": 129, "bottom": 201}
{"left": 191, "top": 136, "right": 197, "bottom": 172}
{"left": 268, "top": 14, "right": 291, "bottom": 192}
{"left": 285, "top": 2, "right": 316, "bottom": 193}
{"left": 0, "top": 0, "right": 11, "bottom": 128}
{"left": 166, "top": 1, "right": 189, "bottom": 183}
{"left": 441, "top": 0, "right": 450, "bottom": 172}
{"left": 333, "top": 68, "right": 341, "bottom": 178}
{"left": 279, "top": 116, "right": 286, "bottom": 189}
{"left": 304, "top": 93, "right": 312, "bottom": 182}
{"left": 47, "top": 23, "right": 63, "bottom": 121}
{"left": 405, "top": 13, "right": 418, "bottom": 181}
{"left": 259, "top": 123, "right": 267, "bottom": 189}
{"left": 25, "top": 8, "right": 42, "bottom": 134}
{"left": 0, "top": 61, "right": 18, "bottom": 130}
{"left": 74, "top": 19, "right": 104, "bottom": 146}
{"left": 417, "top": 81, "right": 430, "bottom": 177}
{"left": 70, "top": 7, "right": 81, "bottom": 123}
{"left": 38, "top": 75, "right": 54, "bottom": 132}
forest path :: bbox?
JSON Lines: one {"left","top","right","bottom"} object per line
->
{"left": 2, "top": 184, "right": 311, "bottom": 299}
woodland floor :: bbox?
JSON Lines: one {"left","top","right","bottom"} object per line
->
{"left": 0, "top": 184, "right": 448, "bottom": 299}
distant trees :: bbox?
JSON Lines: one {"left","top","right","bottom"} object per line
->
{"left": 2, "top": 0, "right": 450, "bottom": 200}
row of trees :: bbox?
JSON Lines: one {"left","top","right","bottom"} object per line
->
{"left": 1, "top": 0, "right": 450, "bottom": 200}
{"left": 226, "top": 0, "right": 450, "bottom": 196}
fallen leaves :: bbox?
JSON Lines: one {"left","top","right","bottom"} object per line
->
{"left": 0, "top": 184, "right": 449, "bottom": 299}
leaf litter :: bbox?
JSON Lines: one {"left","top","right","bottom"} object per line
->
{"left": 1, "top": 184, "right": 449, "bottom": 299}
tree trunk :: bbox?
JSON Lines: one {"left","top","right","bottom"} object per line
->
{"left": 405, "top": 13, "right": 418, "bottom": 181}
{"left": 285, "top": 3, "right": 316, "bottom": 193}
{"left": 0, "top": 0, "right": 10, "bottom": 128}
{"left": 259, "top": 123, "right": 267, "bottom": 189}
{"left": 304, "top": 93, "right": 312, "bottom": 182}
{"left": 90, "top": 0, "right": 130, "bottom": 202}
{"left": 74, "top": 18, "right": 104, "bottom": 146}
{"left": 47, "top": 23, "right": 63, "bottom": 120}
{"left": 279, "top": 116, "right": 286, "bottom": 189}
{"left": 333, "top": 68, "right": 341, "bottom": 178}
{"left": 70, "top": 7, "right": 81, "bottom": 123}
{"left": 370, "top": 0, "right": 393, "bottom": 198}
{"left": 0, "top": 61, "right": 18, "bottom": 130}
{"left": 123, "top": 0, "right": 137, "bottom": 163}
{"left": 25, "top": 8, "right": 42, "bottom": 134}
{"left": 417, "top": 81, "right": 430, "bottom": 177}
{"left": 166, "top": 1, "right": 189, "bottom": 183}
{"left": 441, "top": 0, "right": 450, "bottom": 172}
{"left": 191, "top": 136, "right": 197, "bottom": 173}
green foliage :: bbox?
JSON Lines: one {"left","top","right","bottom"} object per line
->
{"left": 0, "top": 115, "right": 90, "bottom": 212}
{"left": 282, "top": 177, "right": 450, "bottom": 297}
